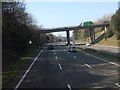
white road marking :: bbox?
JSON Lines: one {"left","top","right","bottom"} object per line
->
{"left": 54, "top": 52, "right": 56, "bottom": 55}
{"left": 85, "top": 53, "right": 90, "bottom": 55}
{"left": 115, "top": 83, "right": 120, "bottom": 87}
{"left": 58, "top": 64, "right": 62, "bottom": 70}
{"left": 67, "top": 84, "right": 72, "bottom": 90}
{"left": 55, "top": 56, "right": 57, "bottom": 59}
{"left": 82, "top": 51, "right": 120, "bottom": 67}
{"left": 14, "top": 47, "right": 45, "bottom": 90}
{"left": 109, "top": 62, "right": 119, "bottom": 66}
{"left": 64, "top": 50, "right": 66, "bottom": 51}
{"left": 85, "top": 63, "right": 92, "bottom": 68}
{"left": 74, "top": 56, "right": 77, "bottom": 59}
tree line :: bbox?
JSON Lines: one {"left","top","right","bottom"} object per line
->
{"left": 111, "top": 7, "right": 120, "bottom": 39}
{"left": 2, "top": 2, "right": 53, "bottom": 54}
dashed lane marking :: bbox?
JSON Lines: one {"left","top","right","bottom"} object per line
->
{"left": 115, "top": 83, "right": 120, "bottom": 87}
{"left": 73, "top": 56, "right": 77, "bottom": 59}
{"left": 85, "top": 63, "right": 92, "bottom": 68}
{"left": 67, "top": 84, "right": 72, "bottom": 90}
{"left": 58, "top": 64, "right": 62, "bottom": 70}
{"left": 55, "top": 56, "right": 57, "bottom": 59}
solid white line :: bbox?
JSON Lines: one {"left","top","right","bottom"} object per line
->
{"left": 82, "top": 51, "right": 120, "bottom": 67}
{"left": 74, "top": 56, "right": 77, "bottom": 59}
{"left": 115, "top": 83, "right": 120, "bottom": 87}
{"left": 67, "top": 84, "right": 72, "bottom": 90}
{"left": 85, "top": 64, "right": 92, "bottom": 68}
{"left": 109, "top": 62, "right": 119, "bottom": 66}
{"left": 14, "top": 47, "right": 44, "bottom": 90}
{"left": 58, "top": 64, "right": 62, "bottom": 70}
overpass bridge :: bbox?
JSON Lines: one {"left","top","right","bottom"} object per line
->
{"left": 40, "top": 23, "right": 109, "bottom": 45}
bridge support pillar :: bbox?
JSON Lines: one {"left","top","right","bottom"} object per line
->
{"left": 104, "top": 26, "right": 107, "bottom": 40}
{"left": 90, "top": 28, "right": 95, "bottom": 44}
{"left": 66, "top": 30, "right": 70, "bottom": 45}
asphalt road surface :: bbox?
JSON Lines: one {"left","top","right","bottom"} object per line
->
{"left": 14, "top": 42, "right": 119, "bottom": 89}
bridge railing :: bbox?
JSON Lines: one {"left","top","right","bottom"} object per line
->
{"left": 40, "top": 23, "right": 109, "bottom": 33}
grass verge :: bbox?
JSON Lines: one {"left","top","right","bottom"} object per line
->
{"left": 2, "top": 45, "right": 44, "bottom": 88}
{"left": 79, "top": 48, "right": 119, "bottom": 63}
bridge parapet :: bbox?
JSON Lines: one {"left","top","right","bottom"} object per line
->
{"left": 40, "top": 23, "right": 109, "bottom": 34}
{"left": 39, "top": 23, "right": 109, "bottom": 45}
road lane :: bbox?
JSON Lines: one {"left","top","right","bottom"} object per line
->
{"left": 18, "top": 45, "right": 67, "bottom": 88}
{"left": 14, "top": 43, "right": 119, "bottom": 89}
{"left": 56, "top": 43, "right": 119, "bottom": 88}
{"left": 15, "top": 47, "right": 45, "bottom": 90}
{"left": 55, "top": 44, "right": 119, "bottom": 88}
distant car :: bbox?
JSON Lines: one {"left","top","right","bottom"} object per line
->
{"left": 48, "top": 45, "right": 54, "bottom": 50}
{"left": 69, "top": 45, "right": 78, "bottom": 52}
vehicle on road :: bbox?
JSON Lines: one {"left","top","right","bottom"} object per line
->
{"left": 48, "top": 45, "right": 54, "bottom": 50}
{"left": 69, "top": 45, "right": 78, "bottom": 52}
